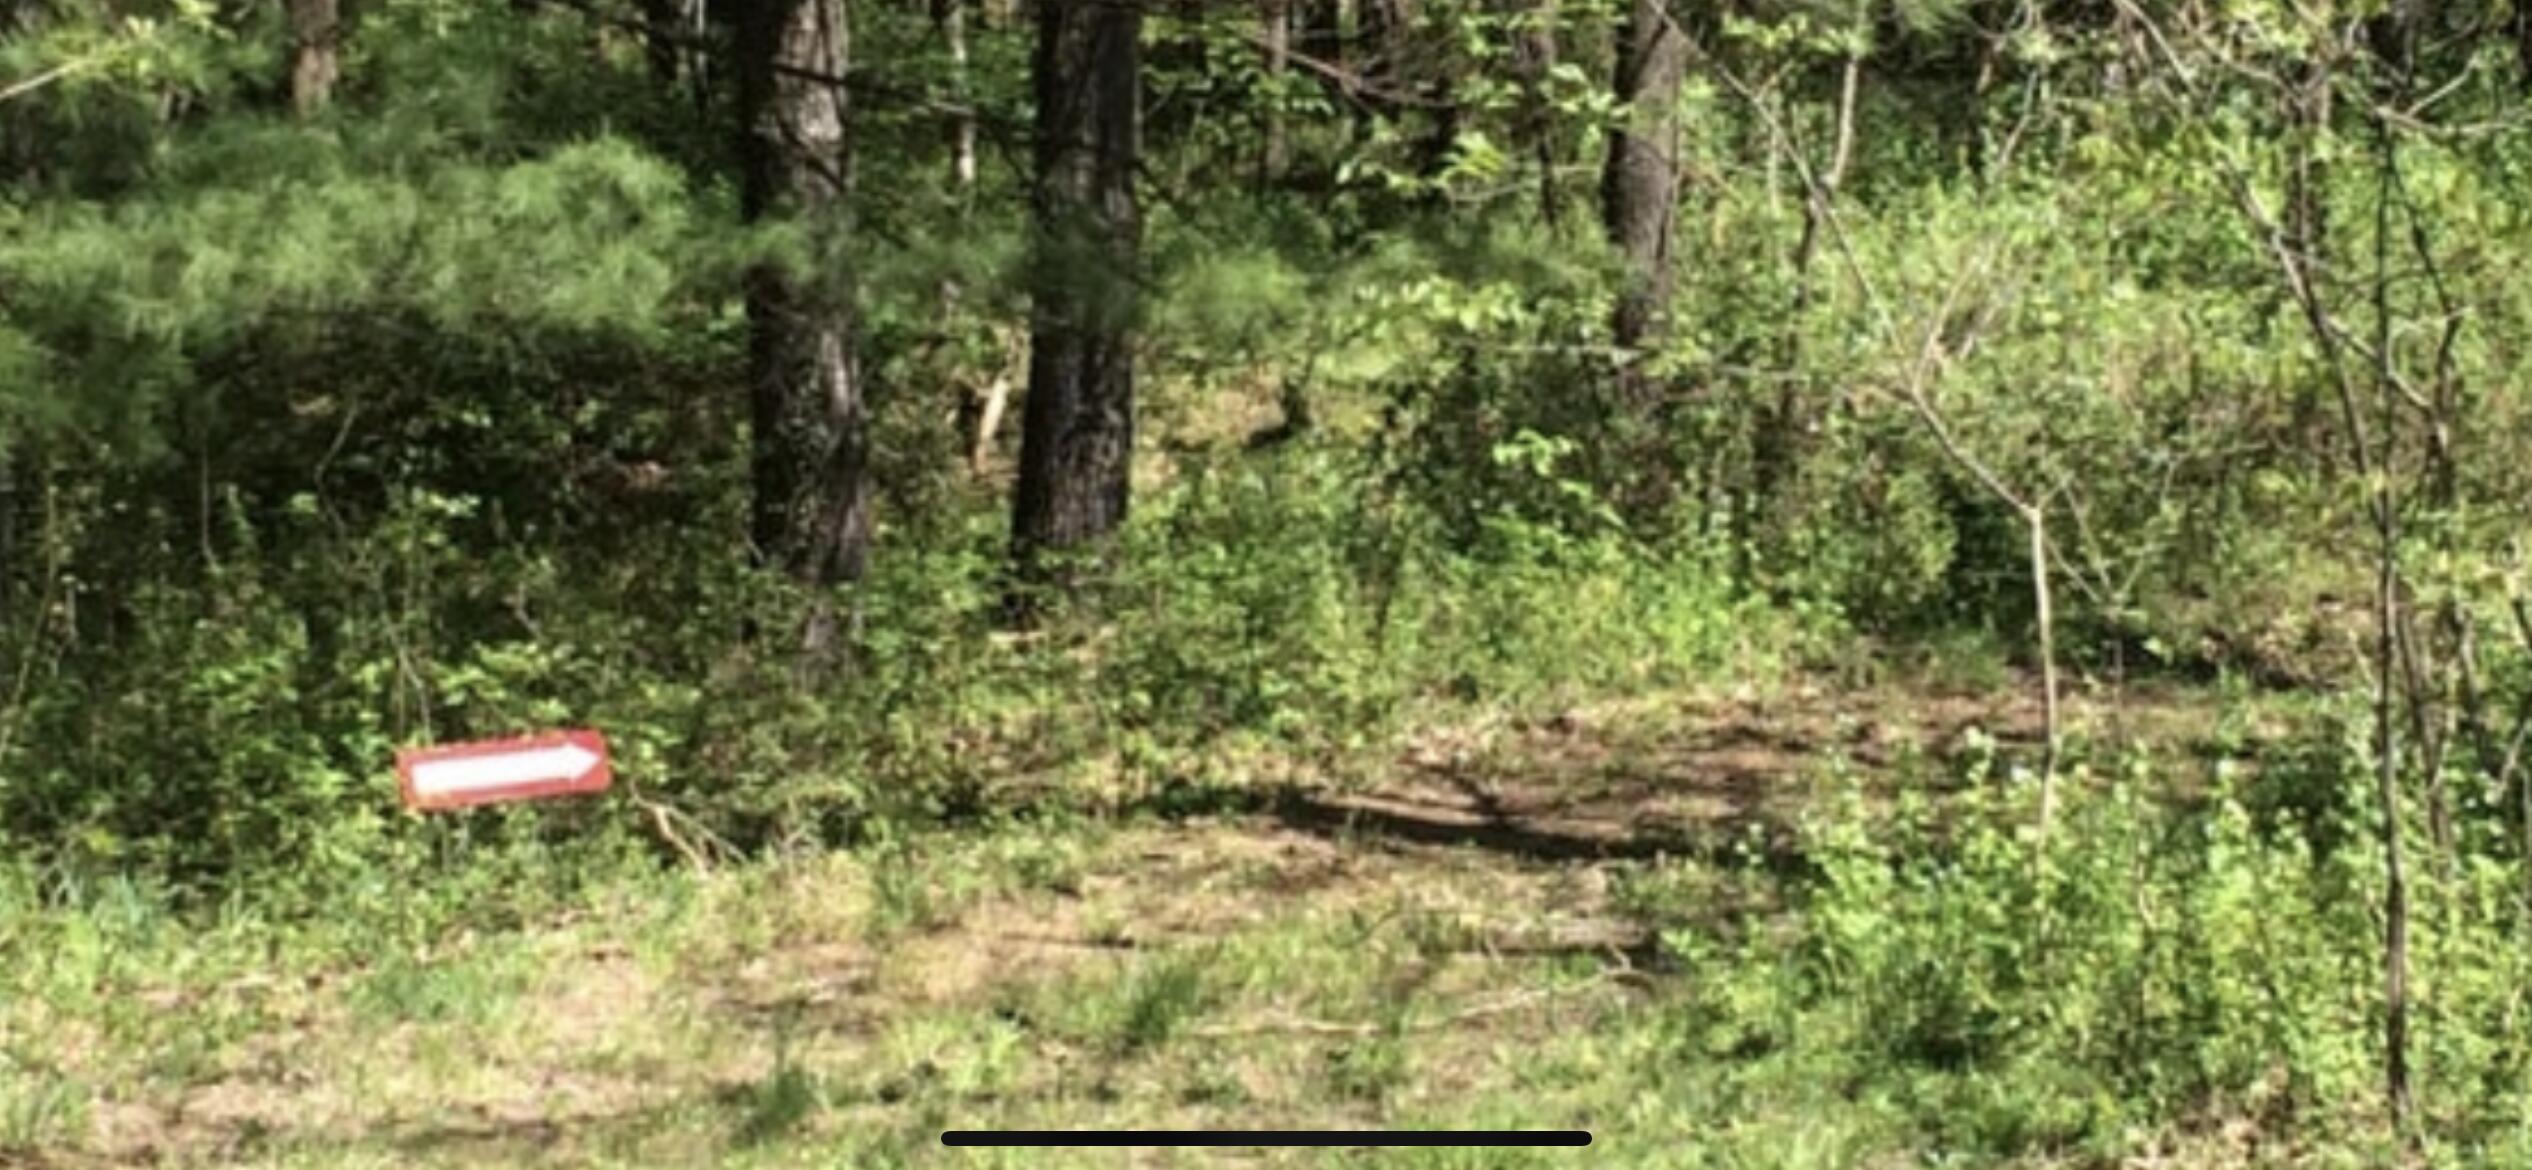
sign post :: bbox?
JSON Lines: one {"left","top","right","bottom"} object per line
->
{"left": 396, "top": 730, "right": 612, "bottom": 811}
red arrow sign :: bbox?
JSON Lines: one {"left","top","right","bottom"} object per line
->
{"left": 396, "top": 729, "right": 612, "bottom": 811}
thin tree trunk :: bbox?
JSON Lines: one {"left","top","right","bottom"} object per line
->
{"left": 934, "top": 0, "right": 995, "bottom": 474}
{"left": 288, "top": 0, "right": 340, "bottom": 115}
{"left": 738, "top": 0, "right": 872, "bottom": 656}
{"left": 1009, "top": 0, "right": 1142, "bottom": 609}
{"left": 1260, "top": 0, "right": 1292, "bottom": 182}
{"left": 2374, "top": 446, "right": 2413, "bottom": 1135}
{"left": 1600, "top": 0, "right": 1686, "bottom": 406}
{"left": 2366, "top": 113, "right": 2413, "bottom": 1138}
{"left": 1505, "top": 0, "right": 1558, "bottom": 227}
{"left": 2281, "top": 33, "right": 2335, "bottom": 462}
{"left": 2518, "top": 0, "right": 2532, "bottom": 93}
{"left": 940, "top": 0, "right": 978, "bottom": 194}
{"left": 2031, "top": 506, "right": 2060, "bottom": 817}
{"left": 1759, "top": 53, "right": 1860, "bottom": 501}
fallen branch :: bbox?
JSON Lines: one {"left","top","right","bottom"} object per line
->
{"left": 627, "top": 785, "right": 737, "bottom": 875}
{"left": 0, "top": 58, "right": 88, "bottom": 105}
{"left": 1188, "top": 971, "right": 1629, "bottom": 1039}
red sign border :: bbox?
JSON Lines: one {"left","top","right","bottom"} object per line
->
{"left": 396, "top": 729, "right": 612, "bottom": 812}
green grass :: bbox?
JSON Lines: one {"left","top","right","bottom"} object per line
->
{"left": 1, "top": 683, "right": 2515, "bottom": 1170}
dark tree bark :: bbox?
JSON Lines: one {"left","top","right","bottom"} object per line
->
{"left": 2365, "top": 0, "right": 2417, "bottom": 79}
{"left": 1600, "top": 0, "right": 1685, "bottom": 405}
{"left": 2518, "top": 0, "right": 2532, "bottom": 93}
{"left": 738, "top": 0, "right": 872, "bottom": 652}
{"left": 1359, "top": 0, "right": 1409, "bottom": 64}
{"left": 1355, "top": 0, "right": 1416, "bottom": 134}
{"left": 1300, "top": 0, "right": 1342, "bottom": 64}
{"left": 638, "top": 0, "right": 684, "bottom": 85}
{"left": 1009, "top": 0, "right": 1142, "bottom": 606}
{"left": 288, "top": 0, "right": 340, "bottom": 115}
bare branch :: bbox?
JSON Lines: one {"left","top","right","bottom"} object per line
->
{"left": 0, "top": 56, "right": 96, "bottom": 105}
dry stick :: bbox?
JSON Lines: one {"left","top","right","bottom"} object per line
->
{"left": 0, "top": 57, "right": 93, "bottom": 105}
{"left": 1187, "top": 971, "right": 1620, "bottom": 1038}
{"left": 1898, "top": 306, "right": 2065, "bottom": 811}
{"left": 627, "top": 784, "right": 737, "bottom": 874}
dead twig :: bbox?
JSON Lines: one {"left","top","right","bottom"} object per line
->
{"left": 627, "top": 785, "right": 737, "bottom": 874}
{"left": 1188, "top": 971, "right": 1627, "bottom": 1039}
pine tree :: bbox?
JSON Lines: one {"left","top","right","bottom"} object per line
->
{"left": 737, "top": 0, "right": 872, "bottom": 654}
{"left": 1008, "top": 0, "right": 1142, "bottom": 610}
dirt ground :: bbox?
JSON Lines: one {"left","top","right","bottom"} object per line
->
{"left": 20, "top": 678, "right": 2276, "bottom": 1169}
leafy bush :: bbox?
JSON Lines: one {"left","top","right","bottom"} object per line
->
{"left": 1679, "top": 746, "right": 2532, "bottom": 1160}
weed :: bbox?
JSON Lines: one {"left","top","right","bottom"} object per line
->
{"left": 1116, "top": 954, "right": 1214, "bottom": 1053}
{"left": 0, "top": 1060, "right": 86, "bottom": 1152}
{"left": 734, "top": 1061, "right": 820, "bottom": 1148}
{"left": 1324, "top": 1033, "right": 1410, "bottom": 1103}
{"left": 736, "top": 1010, "right": 821, "bottom": 1147}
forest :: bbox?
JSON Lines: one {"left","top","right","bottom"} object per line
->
{"left": 5, "top": 0, "right": 2532, "bottom": 1164}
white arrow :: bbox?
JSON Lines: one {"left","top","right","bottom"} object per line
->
{"left": 407, "top": 742, "right": 602, "bottom": 798}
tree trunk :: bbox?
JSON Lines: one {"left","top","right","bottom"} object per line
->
{"left": 936, "top": 0, "right": 978, "bottom": 195}
{"left": 1009, "top": 0, "right": 1142, "bottom": 607}
{"left": 738, "top": 0, "right": 872, "bottom": 652}
{"left": 1755, "top": 54, "right": 1859, "bottom": 502}
{"left": 638, "top": 0, "right": 684, "bottom": 85}
{"left": 1358, "top": 0, "right": 1414, "bottom": 137}
{"left": 1600, "top": 0, "right": 1685, "bottom": 405}
{"left": 2366, "top": 0, "right": 2417, "bottom": 79}
{"left": 2518, "top": 0, "right": 2532, "bottom": 93}
{"left": 1300, "top": 0, "right": 1341, "bottom": 64}
{"left": 1360, "top": 0, "right": 1409, "bottom": 66}
{"left": 938, "top": 0, "right": 997, "bottom": 474}
{"left": 1504, "top": 0, "right": 1559, "bottom": 227}
{"left": 288, "top": 0, "right": 340, "bottom": 115}
{"left": 1260, "top": 0, "right": 1292, "bottom": 183}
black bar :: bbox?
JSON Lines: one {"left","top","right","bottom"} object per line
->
{"left": 941, "top": 1130, "right": 1591, "bottom": 1147}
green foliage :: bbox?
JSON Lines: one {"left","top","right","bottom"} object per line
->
{"left": 6, "top": 0, "right": 2532, "bottom": 1161}
{"left": 1650, "top": 751, "right": 2532, "bottom": 1160}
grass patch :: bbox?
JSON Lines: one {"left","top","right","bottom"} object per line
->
{"left": 4, "top": 687, "right": 2517, "bottom": 1168}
